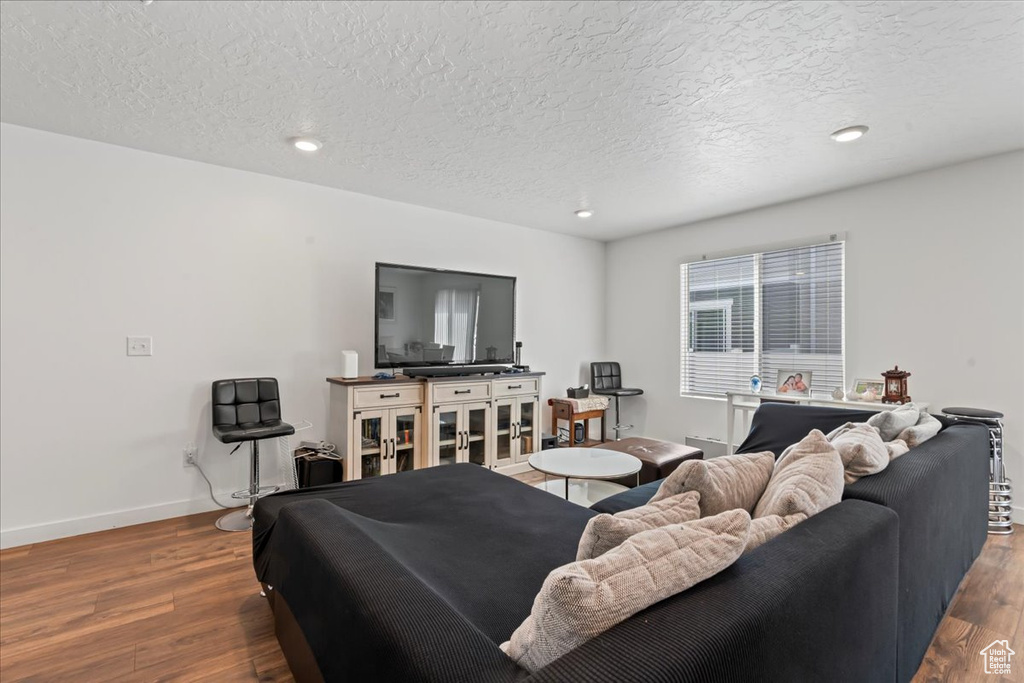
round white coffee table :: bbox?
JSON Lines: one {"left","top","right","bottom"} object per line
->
{"left": 528, "top": 447, "right": 643, "bottom": 506}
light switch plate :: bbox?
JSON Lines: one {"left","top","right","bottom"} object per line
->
{"left": 127, "top": 336, "right": 153, "bottom": 356}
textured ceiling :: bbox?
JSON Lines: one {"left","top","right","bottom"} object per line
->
{"left": 1, "top": 1, "right": 1022, "bottom": 240}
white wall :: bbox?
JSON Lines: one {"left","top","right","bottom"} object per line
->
{"left": 606, "top": 151, "right": 1024, "bottom": 522}
{"left": 0, "top": 123, "right": 606, "bottom": 547}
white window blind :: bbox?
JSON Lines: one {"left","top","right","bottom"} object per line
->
{"left": 680, "top": 240, "right": 844, "bottom": 397}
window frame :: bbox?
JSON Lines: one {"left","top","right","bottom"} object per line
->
{"left": 679, "top": 233, "right": 846, "bottom": 400}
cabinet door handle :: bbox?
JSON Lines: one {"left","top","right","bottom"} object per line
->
{"left": 507, "top": 384, "right": 522, "bottom": 389}
{"left": 454, "top": 389, "right": 471, "bottom": 395}
{"left": 458, "top": 431, "right": 465, "bottom": 450}
{"left": 390, "top": 438, "right": 396, "bottom": 459}
{"left": 514, "top": 422, "right": 520, "bottom": 439}
{"left": 380, "top": 392, "right": 400, "bottom": 399}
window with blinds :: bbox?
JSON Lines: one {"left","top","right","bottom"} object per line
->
{"left": 680, "top": 240, "right": 845, "bottom": 397}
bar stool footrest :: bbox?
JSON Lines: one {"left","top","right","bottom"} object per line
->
{"left": 230, "top": 485, "right": 279, "bottom": 500}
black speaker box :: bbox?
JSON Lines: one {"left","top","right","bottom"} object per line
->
{"left": 296, "top": 455, "right": 344, "bottom": 488}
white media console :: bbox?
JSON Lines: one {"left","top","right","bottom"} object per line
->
{"left": 326, "top": 371, "right": 545, "bottom": 482}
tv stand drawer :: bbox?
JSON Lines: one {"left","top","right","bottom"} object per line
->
{"left": 432, "top": 381, "right": 491, "bottom": 403}
{"left": 493, "top": 378, "right": 539, "bottom": 397}
{"left": 354, "top": 384, "right": 423, "bottom": 409}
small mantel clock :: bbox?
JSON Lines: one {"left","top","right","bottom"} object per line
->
{"left": 882, "top": 366, "right": 912, "bottom": 404}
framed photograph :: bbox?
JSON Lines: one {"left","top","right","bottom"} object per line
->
{"left": 850, "top": 378, "right": 884, "bottom": 402}
{"left": 775, "top": 370, "right": 812, "bottom": 396}
{"left": 377, "top": 287, "right": 396, "bottom": 322}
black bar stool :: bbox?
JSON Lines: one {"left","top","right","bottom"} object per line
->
{"left": 212, "top": 378, "right": 295, "bottom": 531}
{"left": 942, "top": 406, "right": 1012, "bottom": 535}
{"left": 590, "top": 362, "right": 644, "bottom": 440}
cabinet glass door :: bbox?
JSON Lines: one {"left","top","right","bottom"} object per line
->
{"left": 357, "top": 411, "right": 386, "bottom": 478}
{"left": 393, "top": 409, "right": 418, "bottom": 473}
{"left": 518, "top": 398, "right": 536, "bottom": 457}
{"left": 436, "top": 409, "right": 459, "bottom": 466}
{"left": 465, "top": 403, "right": 488, "bottom": 467}
{"left": 494, "top": 401, "right": 514, "bottom": 467}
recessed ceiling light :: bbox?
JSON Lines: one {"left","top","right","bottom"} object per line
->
{"left": 575, "top": 209, "right": 593, "bottom": 219}
{"left": 830, "top": 125, "right": 869, "bottom": 142}
{"left": 290, "top": 137, "right": 322, "bottom": 152}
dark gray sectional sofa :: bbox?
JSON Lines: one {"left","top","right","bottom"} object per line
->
{"left": 251, "top": 404, "right": 988, "bottom": 683}
{"left": 594, "top": 403, "right": 991, "bottom": 682}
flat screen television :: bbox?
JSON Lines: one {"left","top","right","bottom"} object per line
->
{"left": 375, "top": 263, "right": 516, "bottom": 368}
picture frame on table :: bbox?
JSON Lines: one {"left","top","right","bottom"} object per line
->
{"left": 775, "top": 370, "right": 812, "bottom": 396}
{"left": 850, "top": 378, "right": 884, "bottom": 402}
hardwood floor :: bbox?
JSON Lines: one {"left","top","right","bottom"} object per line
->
{"left": 912, "top": 530, "right": 1024, "bottom": 683}
{"left": 1, "top": 493, "right": 1019, "bottom": 682}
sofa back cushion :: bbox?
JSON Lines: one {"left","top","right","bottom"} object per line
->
{"left": 649, "top": 452, "right": 775, "bottom": 516}
{"left": 754, "top": 430, "right": 844, "bottom": 519}
{"left": 501, "top": 510, "right": 751, "bottom": 673}
{"left": 737, "top": 403, "right": 878, "bottom": 458}
{"left": 576, "top": 491, "right": 701, "bottom": 560}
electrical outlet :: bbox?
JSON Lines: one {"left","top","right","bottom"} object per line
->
{"left": 127, "top": 336, "right": 153, "bottom": 356}
{"left": 183, "top": 445, "right": 197, "bottom": 467}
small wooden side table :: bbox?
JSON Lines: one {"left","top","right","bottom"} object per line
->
{"left": 548, "top": 397, "right": 609, "bottom": 447}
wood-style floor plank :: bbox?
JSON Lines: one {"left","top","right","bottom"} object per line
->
{"left": 947, "top": 532, "right": 1023, "bottom": 642}
{"left": 1, "top": 484, "right": 1019, "bottom": 682}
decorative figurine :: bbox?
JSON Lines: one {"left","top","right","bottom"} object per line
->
{"left": 749, "top": 374, "right": 762, "bottom": 394}
{"left": 832, "top": 387, "right": 845, "bottom": 400}
{"left": 881, "top": 366, "right": 912, "bottom": 404}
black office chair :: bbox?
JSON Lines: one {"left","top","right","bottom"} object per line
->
{"left": 591, "top": 362, "right": 644, "bottom": 440}
{"left": 211, "top": 378, "right": 295, "bottom": 531}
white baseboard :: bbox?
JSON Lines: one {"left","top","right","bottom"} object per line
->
{"left": 0, "top": 497, "right": 243, "bottom": 550}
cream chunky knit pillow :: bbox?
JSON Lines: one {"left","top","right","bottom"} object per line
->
{"left": 867, "top": 404, "right": 921, "bottom": 441}
{"left": 649, "top": 452, "right": 775, "bottom": 516}
{"left": 754, "top": 429, "right": 844, "bottom": 519}
{"left": 576, "top": 491, "right": 701, "bottom": 560}
{"left": 745, "top": 513, "right": 807, "bottom": 553}
{"left": 895, "top": 412, "right": 943, "bottom": 448}
{"left": 826, "top": 422, "right": 890, "bottom": 484}
{"left": 501, "top": 509, "right": 751, "bottom": 673}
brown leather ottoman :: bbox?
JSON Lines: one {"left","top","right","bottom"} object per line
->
{"left": 602, "top": 437, "right": 703, "bottom": 487}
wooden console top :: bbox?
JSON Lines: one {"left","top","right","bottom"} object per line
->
{"left": 326, "top": 371, "right": 545, "bottom": 386}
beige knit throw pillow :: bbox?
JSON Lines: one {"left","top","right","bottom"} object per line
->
{"left": 501, "top": 509, "right": 751, "bottom": 673}
{"left": 867, "top": 404, "right": 921, "bottom": 441}
{"left": 649, "top": 451, "right": 775, "bottom": 517}
{"left": 825, "top": 422, "right": 890, "bottom": 484}
{"left": 576, "top": 491, "right": 701, "bottom": 560}
{"left": 895, "top": 412, "right": 942, "bottom": 448}
{"left": 753, "top": 429, "right": 844, "bottom": 519}
{"left": 886, "top": 439, "right": 910, "bottom": 460}
{"left": 745, "top": 513, "right": 807, "bottom": 553}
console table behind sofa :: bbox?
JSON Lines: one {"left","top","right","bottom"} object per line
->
{"left": 725, "top": 391, "right": 928, "bottom": 453}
